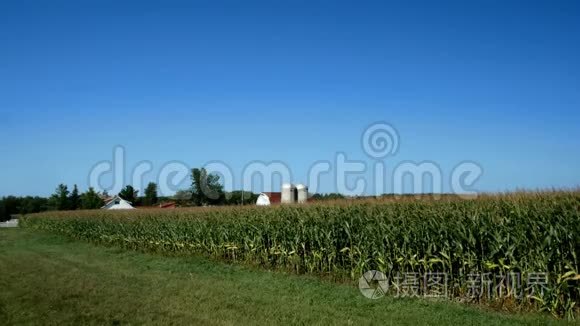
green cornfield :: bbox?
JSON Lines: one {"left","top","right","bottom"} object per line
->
{"left": 21, "top": 191, "right": 579, "bottom": 318}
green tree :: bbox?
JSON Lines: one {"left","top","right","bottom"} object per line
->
{"left": 311, "top": 193, "right": 345, "bottom": 201}
{"left": 80, "top": 187, "right": 105, "bottom": 209}
{"left": 191, "top": 168, "right": 225, "bottom": 206}
{"left": 19, "top": 196, "right": 49, "bottom": 214}
{"left": 69, "top": 184, "right": 81, "bottom": 210}
{"left": 49, "top": 184, "right": 70, "bottom": 210}
{"left": 0, "top": 199, "right": 6, "bottom": 222}
{"left": 173, "top": 190, "right": 192, "bottom": 206}
{"left": 143, "top": 182, "right": 158, "bottom": 206}
{"left": 0, "top": 197, "right": 19, "bottom": 221}
{"left": 1, "top": 196, "right": 50, "bottom": 220}
{"left": 225, "top": 191, "right": 258, "bottom": 205}
{"left": 118, "top": 185, "right": 137, "bottom": 204}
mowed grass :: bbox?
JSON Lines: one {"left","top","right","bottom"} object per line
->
{"left": 0, "top": 229, "right": 562, "bottom": 325}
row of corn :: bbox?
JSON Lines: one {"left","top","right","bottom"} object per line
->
{"left": 21, "top": 191, "right": 579, "bottom": 318}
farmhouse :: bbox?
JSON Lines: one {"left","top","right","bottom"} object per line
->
{"left": 101, "top": 195, "right": 135, "bottom": 210}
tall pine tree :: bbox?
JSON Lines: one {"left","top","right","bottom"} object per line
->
{"left": 80, "top": 187, "right": 104, "bottom": 209}
{"left": 118, "top": 185, "right": 137, "bottom": 204}
{"left": 49, "top": 184, "right": 69, "bottom": 210}
{"left": 144, "top": 182, "right": 158, "bottom": 206}
{"left": 69, "top": 184, "right": 81, "bottom": 210}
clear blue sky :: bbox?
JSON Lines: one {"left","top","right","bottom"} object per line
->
{"left": 1, "top": 0, "right": 579, "bottom": 196}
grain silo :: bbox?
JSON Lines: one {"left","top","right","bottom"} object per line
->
{"left": 281, "top": 183, "right": 296, "bottom": 204}
{"left": 296, "top": 184, "right": 308, "bottom": 203}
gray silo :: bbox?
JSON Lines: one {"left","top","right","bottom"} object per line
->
{"left": 281, "top": 183, "right": 296, "bottom": 204}
{"left": 296, "top": 184, "right": 308, "bottom": 204}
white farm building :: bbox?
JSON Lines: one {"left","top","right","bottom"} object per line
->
{"left": 256, "top": 193, "right": 276, "bottom": 206}
{"left": 101, "top": 195, "right": 135, "bottom": 210}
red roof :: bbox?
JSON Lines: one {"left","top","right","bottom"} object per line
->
{"left": 262, "top": 192, "right": 281, "bottom": 204}
{"left": 159, "top": 202, "right": 177, "bottom": 209}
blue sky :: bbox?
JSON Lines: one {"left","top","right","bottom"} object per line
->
{"left": 1, "top": 0, "right": 579, "bottom": 196}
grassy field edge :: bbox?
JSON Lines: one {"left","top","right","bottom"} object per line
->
{"left": 0, "top": 228, "right": 566, "bottom": 325}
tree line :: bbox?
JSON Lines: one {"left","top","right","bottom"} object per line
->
{"left": 0, "top": 185, "right": 109, "bottom": 222}
{"left": 1, "top": 167, "right": 345, "bottom": 221}
{"left": 0, "top": 168, "right": 258, "bottom": 221}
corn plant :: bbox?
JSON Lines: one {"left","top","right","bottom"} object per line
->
{"left": 21, "top": 191, "right": 580, "bottom": 318}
